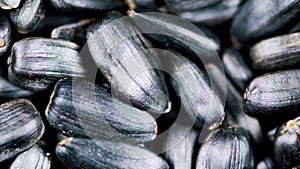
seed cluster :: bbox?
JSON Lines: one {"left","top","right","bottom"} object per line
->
{"left": 0, "top": 0, "right": 299, "bottom": 169}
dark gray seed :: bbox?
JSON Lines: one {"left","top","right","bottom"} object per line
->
{"left": 50, "top": 0, "right": 124, "bottom": 14}
{"left": 243, "top": 70, "right": 300, "bottom": 123}
{"left": 274, "top": 117, "right": 300, "bottom": 169}
{"left": 87, "top": 11, "right": 169, "bottom": 114}
{"left": 164, "top": 0, "right": 222, "bottom": 12}
{"left": 169, "top": 54, "right": 224, "bottom": 129}
{"left": 10, "top": 0, "right": 45, "bottom": 34}
{"left": 0, "top": 0, "right": 20, "bottom": 9}
{"left": 206, "top": 64, "right": 263, "bottom": 144}
{"left": 8, "top": 38, "right": 86, "bottom": 92}
{"left": 9, "top": 142, "right": 51, "bottom": 169}
{"left": 250, "top": 32, "right": 300, "bottom": 71}
{"left": 46, "top": 79, "right": 157, "bottom": 143}
{"left": 51, "top": 18, "right": 96, "bottom": 46}
{"left": 164, "top": 122, "right": 199, "bottom": 169}
{"left": 222, "top": 48, "right": 253, "bottom": 91}
{"left": 0, "top": 99, "right": 45, "bottom": 162}
{"left": 0, "top": 76, "right": 33, "bottom": 100}
{"left": 134, "top": 0, "right": 162, "bottom": 8}
{"left": 129, "top": 11, "right": 220, "bottom": 59}
{"left": 256, "top": 157, "right": 275, "bottom": 169}
{"left": 231, "top": 0, "right": 300, "bottom": 44}
{"left": 176, "top": 0, "right": 242, "bottom": 26}
{"left": 0, "top": 16, "right": 12, "bottom": 57}
{"left": 56, "top": 137, "right": 169, "bottom": 169}
{"left": 196, "top": 127, "right": 254, "bottom": 169}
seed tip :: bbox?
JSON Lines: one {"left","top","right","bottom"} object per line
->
{"left": 58, "top": 138, "right": 68, "bottom": 146}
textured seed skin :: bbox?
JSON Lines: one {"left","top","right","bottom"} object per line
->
{"left": 231, "top": 0, "right": 300, "bottom": 44}
{"left": 9, "top": 142, "right": 51, "bottom": 169}
{"left": 0, "top": 76, "right": 33, "bottom": 100}
{"left": 207, "top": 64, "right": 263, "bottom": 144}
{"left": 87, "top": 11, "right": 169, "bottom": 114}
{"left": 0, "top": 0, "right": 21, "bottom": 9}
{"left": 46, "top": 79, "right": 157, "bottom": 143}
{"left": 0, "top": 16, "right": 12, "bottom": 56}
{"left": 243, "top": 70, "right": 300, "bottom": 124}
{"left": 129, "top": 11, "right": 220, "bottom": 59}
{"left": 51, "top": 18, "right": 96, "bottom": 46}
{"left": 196, "top": 128, "right": 254, "bottom": 169}
{"left": 0, "top": 99, "right": 45, "bottom": 162}
{"left": 274, "top": 117, "right": 300, "bottom": 169}
{"left": 170, "top": 55, "right": 224, "bottom": 129}
{"left": 164, "top": 0, "right": 222, "bottom": 11}
{"left": 56, "top": 137, "right": 169, "bottom": 169}
{"left": 176, "top": 0, "right": 242, "bottom": 26}
{"left": 250, "top": 32, "right": 300, "bottom": 71}
{"left": 222, "top": 48, "right": 253, "bottom": 91}
{"left": 50, "top": 0, "right": 124, "bottom": 14}
{"left": 8, "top": 38, "right": 86, "bottom": 92}
{"left": 164, "top": 122, "right": 199, "bottom": 169}
{"left": 10, "top": 0, "right": 45, "bottom": 34}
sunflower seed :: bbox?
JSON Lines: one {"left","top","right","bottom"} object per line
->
{"left": 0, "top": 16, "right": 11, "bottom": 57}
{"left": 0, "top": 99, "right": 45, "bottom": 162}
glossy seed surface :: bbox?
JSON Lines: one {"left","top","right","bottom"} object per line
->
{"left": 8, "top": 38, "right": 86, "bottom": 92}
{"left": 46, "top": 79, "right": 157, "bottom": 143}
{"left": 56, "top": 137, "right": 169, "bottom": 169}
{"left": 250, "top": 32, "right": 300, "bottom": 71}
{"left": 0, "top": 99, "right": 45, "bottom": 162}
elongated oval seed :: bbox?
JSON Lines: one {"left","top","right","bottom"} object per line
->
{"left": 164, "top": 0, "right": 222, "bottom": 12}
{"left": 46, "top": 79, "right": 157, "bottom": 143}
{"left": 8, "top": 38, "right": 86, "bottom": 92}
{"left": 243, "top": 69, "right": 300, "bottom": 124}
{"left": 10, "top": 0, "right": 45, "bottom": 34}
{"left": 250, "top": 32, "right": 300, "bottom": 71}
{"left": 176, "top": 0, "right": 242, "bottom": 26}
{"left": 0, "top": 16, "right": 12, "bottom": 57}
{"left": 51, "top": 18, "right": 96, "bottom": 46}
{"left": 56, "top": 137, "right": 169, "bottom": 169}
{"left": 87, "top": 11, "right": 169, "bottom": 114}
{"left": 274, "top": 117, "right": 300, "bottom": 169}
{"left": 0, "top": 0, "right": 21, "bottom": 9}
{"left": 231, "top": 0, "right": 300, "bottom": 44}
{"left": 9, "top": 142, "right": 51, "bottom": 169}
{"left": 0, "top": 99, "right": 45, "bottom": 162}
{"left": 164, "top": 122, "right": 199, "bottom": 169}
{"left": 222, "top": 48, "right": 253, "bottom": 91}
{"left": 50, "top": 0, "right": 124, "bottom": 14}
{"left": 196, "top": 127, "right": 254, "bottom": 169}
{"left": 170, "top": 54, "right": 224, "bottom": 129}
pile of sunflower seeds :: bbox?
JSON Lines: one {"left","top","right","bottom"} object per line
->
{"left": 0, "top": 0, "right": 299, "bottom": 168}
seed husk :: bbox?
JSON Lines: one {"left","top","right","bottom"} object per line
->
{"left": 243, "top": 69, "right": 300, "bottom": 126}
{"left": 274, "top": 117, "right": 300, "bottom": 169}
{"left": 10, "top": 0, "right": 45, "bottom": 34}
{"left": 87, "top": 11, "right": 169, "bottom": 114}
{"left": 51, "top": 18, "right": 97, "bottom": 46}
{"left": 250, "top": 32, "right": 300, "bottom": 71}
{"left": 50, "top": 0, "right": 125, "bottom": 14}
{"left": 222, "top": 48, "right": 253, "bottom": 91}
{"left": 176, "top": 0, "right": 242, "bottom": 26}
{"left": 0, "top": 16, "right": 12, "bottom": 57}
{"left": 0, "top": 0, "right": 21, "bottom": 9}
{"left": 196, "top": 127, "right": 254, "bottom": 169}
{"left": 46, "top": 79, "right": 157, "bottom": 143}
{"left": 164, "top": 122, "right": 199, "bottom": 169}
{"left": 56, "top": 137, "right": 169, "bottom": 169}
{"left": 8, "top": 37, "right": 86, "bottom": 92}
{"left": 9, "top": 142, "right": 51, "bottom": 169}
{"left": 169, "top": 53, "right": 224, "bottom": 129}
{"left": 230, "top": 0, "right": 300, "bottom": 44}
{"left": 165, "top": 0, "right": 222, "bottom": 12}
{"left": 0, "top": 99, "right": 45, "bottom": 162}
